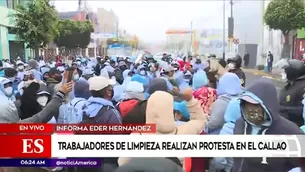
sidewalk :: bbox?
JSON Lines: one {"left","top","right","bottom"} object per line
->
{"left": 242, "top": 68, "right": 282, "bottom": 81}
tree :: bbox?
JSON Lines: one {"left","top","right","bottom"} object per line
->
{"left": 11, "top": 0, "right": 59, "bottom": 50}
{"left": 264, "top": 0, "right": 305, "bottom": 58}
{"left": 54, "top": 20, "right": 93, "bottom": 49}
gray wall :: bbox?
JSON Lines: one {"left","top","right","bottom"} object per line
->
{"left": 238, "top": 44, "right": 258, "bottom": 68}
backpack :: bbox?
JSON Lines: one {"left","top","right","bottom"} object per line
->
{"left": 116, "top": 99, "right": 147, "bottom": 124}
{"left": 80, "top": 105, "right": 115, "bottom": 124}
{"left": 58, "top": 98, "right": 86, "bottom": 124}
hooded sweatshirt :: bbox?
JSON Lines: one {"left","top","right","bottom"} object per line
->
{"left": 118, "top": 91, "right": 207, "bottom": 166}
{"left": 123, "top": 81, "right": 146, "bottom": 100}
{"left": 174, "top": 101, "right": 190, "bottom": 125}
{"left": 0, "top": 77, "right": 15, "bottom": 102}
{"left": 192, "top": 69, "right": 208, "bottom": 90}
{"left": 192, "top": 70, "right": 217, "bottom": 114}
{"left": 233, "top": 78, "right": 304, "bottom": 172}
{"left": 208, "top": 73, "right": 242, "bottom": 134}
{"left": 210, "top": 97, "right": 241, "bottom": 172}
{"left": 121, "top": 79, "right": 168, "bottom": 125}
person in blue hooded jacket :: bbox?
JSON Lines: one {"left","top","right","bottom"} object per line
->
{"left": 137, "top": 65, "right": 150, "bottom": 83}
{"left": 210, "top": 97, "right": 241, "bottom": 172}
{"left": 192, "top": 69, "right": 208, "bottom": 91}
{"left": 208, "top": 73, "right": 243, "bottom": 134}
{"left": 58, "top": 79, "right": 91, "bottom": 124}
{"left": 174, "top": 101, "right": 190, "bottom": 125}
{"left": 82, "top": 76, "right": 122, "bottom": 124}
{"left": 232, "top": 78, "right": 304, "bottom": 172}
{"left": 131, "top": 74, "right": 149, "bottom": 91}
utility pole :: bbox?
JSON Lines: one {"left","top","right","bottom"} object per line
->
{"left": 190, "top": 21, "right": 193, "bottom": 55}
{"left": 78, "top": 0, "right": 82, "bottom": 11}
{"left": 116, "top": 20, "right": 119, "bottom": 40}
{"left": 229, "top": 0, "right": 234, "bottom": 53}
{"left": 222, "top": 0, "right": 226, "bottom": 59}
{"left": 230, "top": 0, "right": 233, "bottom": 17}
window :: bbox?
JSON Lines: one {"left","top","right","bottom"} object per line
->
{"left": 8, "top": 27, "right": 17, "bottom": 35}
{"left": 6, "top": 0, "right": 14, "bottom": 9}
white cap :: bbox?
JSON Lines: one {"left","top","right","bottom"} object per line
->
{"left": 126, "top": 81, "right": 144, "bottom": 93}
{"left": 83, "top": 68, "right": 94, "bottom": 75}
{"left": 88, "top": 76, "right": 116, "bottom": 91}
{"left": 162, "top": 65, "right": 175, "bottom": 72}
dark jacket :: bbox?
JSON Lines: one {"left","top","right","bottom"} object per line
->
{"left": 279, "top": 75, "right": 305, "bottom": 127}
{"left": 243, "top": 53, "right": 250, "bottom": 66}
{"left": 233, "top": 79, "right": 304, "bottom": 172}
{"left": 10, "top": 91, "right": 64, "bottom": 123}
{"left": 19, "top": 82, "right": 43, "bottom": 119}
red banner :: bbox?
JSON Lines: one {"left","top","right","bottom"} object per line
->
{"left": 0, "top": 124, "right": 156, "bottom": 134}
{"left": 0, "top": 135, "right": 51, "bottom": 158}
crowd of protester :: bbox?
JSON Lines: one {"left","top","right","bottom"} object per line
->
{"left": 0, "top": 53, "right": 304, "bottom": 172}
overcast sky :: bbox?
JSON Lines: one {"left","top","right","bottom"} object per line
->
{"left": 53, "top": 1, "right": 228, "bottom": 42}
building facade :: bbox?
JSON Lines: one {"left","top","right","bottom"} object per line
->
{"left": 96, "top": 8, "right": 118, "bottom": 34}
{"left": 233, "top": 0, "right": 290, "bottom": 67}
{"left": 0, "top": 0, "right": 30, "bottom": 61}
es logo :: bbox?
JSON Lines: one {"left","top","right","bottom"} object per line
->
{"left": 22, "top": 139, "right": 44, "bottom": 154}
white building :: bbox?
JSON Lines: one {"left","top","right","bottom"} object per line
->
{"left": 233, "top": 0, "right": 283, "bottom": 67}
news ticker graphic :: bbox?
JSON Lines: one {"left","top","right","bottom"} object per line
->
{"left": 0, "top": 158, "right": 101, "bottom": 167}
{"left": 0, "top": 134, "right": 305, "bottom": 158}
{"left": 0, "top": 124, "right": 156, "bottom": 134}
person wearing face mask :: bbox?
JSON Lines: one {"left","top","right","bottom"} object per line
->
{"left": 82, "top": 76, "right": 121, "bottom": 124}
{"left": 37, "top": 83, "right": 56, "bottom": 124}
{"left": 17, "top": 71, "right": 35, "bottom": 96}
{"left": 226, "top": 55, "right": 246, "bottom": 87}
{"left": 28, "top": 59, "right": 42, "bottom": 80}
{"left": 36, "top": 84, "right": 51, "bottom": 107}
{"left": 4, "top": 67, "right": 19, "bottom": 94}
{"left": 233, "top": 78, "right": 304, "bottom": 172}
{"left": 138, "top": 65, "right": 148, "bottom": 77}
{"left": 279, "top": 59, "right": 305, "bottom": 127}
{"left": 16, "top": 61, "right": 25, "bottom": 81}
{"left": 183, "top": 71, "right": 192, "bottom": 86}
{"left": 0, "top": 77, "right": 15, "bottom": 101}
{"left": 74, "top": 78, "right": 121, "bottom": 172}
{"left": 160, "top": 65, "right": 180, "bottom": 96}
{"left": 19, "top": 82, "right": 45, "bottom": 120}
{"left": 171, "top": 62, "right": 183, "bottom": 80}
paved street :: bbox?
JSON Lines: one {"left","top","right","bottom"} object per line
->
{"left": 245, "top": 72, "right": 285, "bottom": 96}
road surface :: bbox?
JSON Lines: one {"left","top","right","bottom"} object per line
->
{"left": 245, "top": 72, "right": 285, "bottom": 95}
